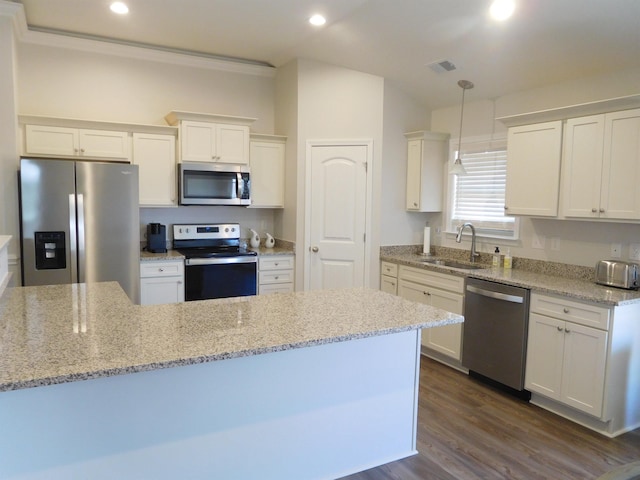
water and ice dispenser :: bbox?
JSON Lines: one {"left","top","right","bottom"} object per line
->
{"left": 34, "top": 231, "right": 66, "bottom": 270}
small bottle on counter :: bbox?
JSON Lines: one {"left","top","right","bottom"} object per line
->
{"left": 492, "top": 247, "right": 501, "bottom": 268}
{"left": 503, "top": 249, "right": 513, "bottom": 269}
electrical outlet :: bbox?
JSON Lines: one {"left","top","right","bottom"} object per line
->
{"left": 611, "top": 243, "right": 622, "bottom": 258}
{"left": 532, "top": 234, "right": 546, "bottom": 249}
{"left": 550, "top": 237, "right": 561, "bottom": 251}
{"left": 630, "top": 243, "right": 640, "bottom": 261}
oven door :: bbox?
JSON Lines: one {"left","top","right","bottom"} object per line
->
{"left": 184, "top": 256, "right": 257, "bottom": 301}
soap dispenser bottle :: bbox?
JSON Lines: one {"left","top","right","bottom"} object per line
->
{"left": 492, "top": 247, "right": 501, "bottom": 268}
{"left": 249, "top": 229, "right": 261, "bottom": 249}
{"left": 503, "top": 249, "right": 513, "bottom": 269}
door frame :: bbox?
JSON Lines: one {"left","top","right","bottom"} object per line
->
{"left": 303, "top": 139, "right": 374, "bottom": 291}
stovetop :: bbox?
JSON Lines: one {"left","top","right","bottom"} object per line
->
{"left": 175, "top": 246, "right": 257, "bottom": 259}
{"left": 172, "top": 223, "right": 257, "bottom": 259}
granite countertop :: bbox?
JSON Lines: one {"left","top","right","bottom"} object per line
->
{"left": 0, "top": 282, "right": 461, "bottom": 392}
{"left": 381, "top": 251, "right": 640, "bottom": 306}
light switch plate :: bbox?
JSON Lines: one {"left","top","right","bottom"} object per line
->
{"left": 532, "top": 234, "right": 545, "bottom": 249}
{"left": 630, "top": 243, "right": 640, "bottom": 261}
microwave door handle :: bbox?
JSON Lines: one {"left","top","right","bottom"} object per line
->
{"left": 237, "top": 172, "right": 244, "bottom": 199}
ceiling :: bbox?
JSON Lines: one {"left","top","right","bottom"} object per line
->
{"left": 11, "top": 0, "right": 640, "bottom": 109}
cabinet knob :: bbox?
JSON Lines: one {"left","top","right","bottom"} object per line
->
{"left": 274, "top": 263, "right": 279, "bottom": 266}
{"left": 311, "top": 246, "right": 319, "bottom": 253}
{"left": 159, "top": 268, "right": 164, "bottom": 272}
{"left": 80, "top": 148, "right": 85, "bottom": 153}
{"left": 413, "top": 202, "right": 418, "bottom": 207}
{"left": 592, "top": 208, "right": 598, "bottom": 213}
{"left": 274, "top": 276, "right": 279, "bottom": 280}
{"left": 504, "top": 206, "right": 508, "bottom": 210}
{"left": 557, "top": 326, "right": 563, "bottom": 332}
{"left": 563, "top": 308, "right": 569, "bottom": 314}
{"left": 599, "top": 208, "right": 605, "bottom": 213}
{"left": 391, "top": 282, "right": 396, "bottom": 286}
{"left": 565, "top": 328, "right": 571, "bottom": 333}
{"left": 423, "top": 291, "right": 430, "bottom": 296}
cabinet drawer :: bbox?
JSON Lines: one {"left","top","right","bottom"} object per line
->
{"left": 140, "top": 261, "right": 184, "bottom": 278}
{"left": 259, "top": 270, "right": 294, "bottom": 285}
{"left": 381, "top": 261, "right": 398, "bottom": 278}
{"left": 259, "top": 256, "right": 294, "bottom": 271}
{"left": 398, "top": 265, "right": 465, "bottom": 294}
{"left": 530, "top": 293, "right": 610, "bottom": 330}
{"left": 260, "top": 283, "right": 294, "bottom": 295}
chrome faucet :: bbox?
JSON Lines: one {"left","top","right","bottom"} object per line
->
{"left": 456, "top": 222, "right": 480, "bottom": 263}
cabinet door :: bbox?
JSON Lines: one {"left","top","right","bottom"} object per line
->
{"left": 380, "top": 274, "right": 397, "bottom": 295}
{"left": 250, "top": 140, "right": 285, "bottom": 207}
{"left": 406, "top": 139, "right": 422, "bottom": 210}
{"left": 25, "top": 125, "right": 79, "bottom": 156}
{"left": 140, "top": 276, "right": 184, "bottom": 305}
{"left": 525, "top": 313, "right": 565, "bottom": 400}
{"left": 561, "top": 115, "right": 605, "bottom": 218}
{"left": 216, "top": 124, "right": 249, "bottom": 164}
{"left": 79, "top": 129, "right": 130, "bottom": 160}
{"left": 423, "top": 288, "right": 463, "bottom": 359}
{"left": 505, "top": 121, "right": 563, "bottom": 216}
{"left": 398, "top": 279, "right": 428, "bottom": 304}
{"left": 181, "top": 120, "right": 216, "bottom": 162}
{"left": 133, "top": 133, "right": 177, "bottom": 206}
{"left": 601, "top": 109, "right": 640, "bottom": 220}
{"left": 561, "top": 322, "right": 608, "bottom": 417}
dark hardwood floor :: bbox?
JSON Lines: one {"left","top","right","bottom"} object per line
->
{"left": 342, "top": 356, "right": 640, "bottom": 480}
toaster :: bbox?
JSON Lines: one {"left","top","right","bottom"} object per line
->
{"left": 595, "top": 260, "right": 640, "bottom": 290}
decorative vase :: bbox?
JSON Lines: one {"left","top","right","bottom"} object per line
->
{"left": 249, "top": 229, "right": 260, "bottom": 248}
{"left": 265, "top": 233, "right": 275, "bottom": 249}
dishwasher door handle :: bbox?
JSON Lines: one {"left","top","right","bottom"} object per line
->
{"left": 466, "top": 284, "right": 525, "bottom": 304}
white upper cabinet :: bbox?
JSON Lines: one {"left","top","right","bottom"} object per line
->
{"left": 249, "top": 134, "right": 286, "bottom": 208}
{"left": 504, "top": 121, "right": 563, "bottom": 217}
{"left": 132, "top": 132, "right": 177, "bottom": 207}
{"left": 404, "top": 131, "right": 449, "bottom": 212}
{"left": 561, "top": 109, "right": 640, "bottom": 220}
{"left": 165, "top": 111, "right": 256, "bottom": 165}
{"left": 25, "top": 125, "right": 130, "bottom": 161}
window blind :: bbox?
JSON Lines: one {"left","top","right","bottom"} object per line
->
{"left": 450, "top": 145, "right": 516, "bottom": 237}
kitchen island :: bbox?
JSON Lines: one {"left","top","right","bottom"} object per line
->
{"left": 0, "top": 282, "right": 462, "bottom": 480}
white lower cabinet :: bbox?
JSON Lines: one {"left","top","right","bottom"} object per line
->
{"left": 140, "top": 260, "right": 185, "bottom": 305}
{"left": 380, "top": 261, "right": 398, "bottom": 295}
{"left": 397, "top": 265, "right": 464, "bottom": 361}
{"left": 525, "top": 293, "right": 613, "bottom": 421}
{"left": 258, "top": 255, "right": 294, "bottom": 294}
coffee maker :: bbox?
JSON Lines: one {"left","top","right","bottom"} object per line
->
{"left": 146, "top": 223, "right": 167, "bottom": 253}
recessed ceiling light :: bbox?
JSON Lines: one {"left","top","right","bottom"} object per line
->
{"left": 110, "top": 2, "right": 129, "bottom": 15}
{"left": 309, "top": 14, "right": 326, "bottom": 26}
{"left": 489, "top": 0, "right": 515, "bottom": 21}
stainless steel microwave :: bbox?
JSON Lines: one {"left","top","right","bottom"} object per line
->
{"left": 179, "top": 162, "right": 251, "bottom": 206}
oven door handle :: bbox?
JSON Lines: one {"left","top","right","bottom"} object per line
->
{"left": 185, "top": 257, "right": 257, "bottom": 266}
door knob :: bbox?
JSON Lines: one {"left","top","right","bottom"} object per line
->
{"left": 311, "top": 246, "right": 319, "bottom": 252}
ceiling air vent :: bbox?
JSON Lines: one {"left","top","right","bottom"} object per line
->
{"left": 427, "top": 59, "right": 457, "bottom": 73}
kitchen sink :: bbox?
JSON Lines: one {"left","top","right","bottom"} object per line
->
{"left": 418, "top": 258, "right": 487, "bottom": 270}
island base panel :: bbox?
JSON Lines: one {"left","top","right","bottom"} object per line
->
{"left": 0, "top": 330, "right": 421, "bottom": 480}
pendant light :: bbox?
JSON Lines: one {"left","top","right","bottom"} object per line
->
{"left": 450, "top": 79, "right": 474, "bottom": 176}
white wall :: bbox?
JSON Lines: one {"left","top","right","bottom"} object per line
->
{"left": 380, "top": 82, "right": 432, "bottom": 246}
{"left": 0, "top": 12, "right": 20, "bottom": 283}
{"left": 431, "top": 68, "right": 640, "bottom": 267}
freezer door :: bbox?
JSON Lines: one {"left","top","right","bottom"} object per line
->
{"left": 75, "top": 162, "right": 140, "bottom": 303}
{"left": 20, "top": 159, "right": 77, "bottom": 287}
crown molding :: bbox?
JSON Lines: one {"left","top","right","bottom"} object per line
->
{"left": 0, "top": 0, "right": 276, "bottom": 78}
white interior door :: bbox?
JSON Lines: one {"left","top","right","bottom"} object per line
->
{"left": 308, "top": 144, "right": 368, "bottom": 290}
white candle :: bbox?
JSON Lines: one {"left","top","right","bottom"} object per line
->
{"left": 423, "top": 226, "right": 431, "bottom": 255}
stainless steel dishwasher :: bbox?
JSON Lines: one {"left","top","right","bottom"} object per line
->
{"left": 462, "top": 277, "right": 531, "bottom": 397}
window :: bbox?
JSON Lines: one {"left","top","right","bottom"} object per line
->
{"left": 447, "top": 136, "right": 518, "bottom": 239}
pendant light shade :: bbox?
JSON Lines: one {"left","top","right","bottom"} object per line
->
{"left": 450, "top": 79, "right": 474, "bottom": 175}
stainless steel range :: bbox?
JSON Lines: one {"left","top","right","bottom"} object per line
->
{"left": 173, "top": 223, "right": 257, "bottom": 301}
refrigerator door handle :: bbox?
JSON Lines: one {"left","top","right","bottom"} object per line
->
{"left": 69, "top": 194, "right": 78, "bottom": 283}
{"left": 77, "top": 193, "right": 86, "bottom": 283}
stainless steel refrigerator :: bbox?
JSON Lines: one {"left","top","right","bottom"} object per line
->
{"left": 19, "top": 158, "right": 140, "bottom": 303}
